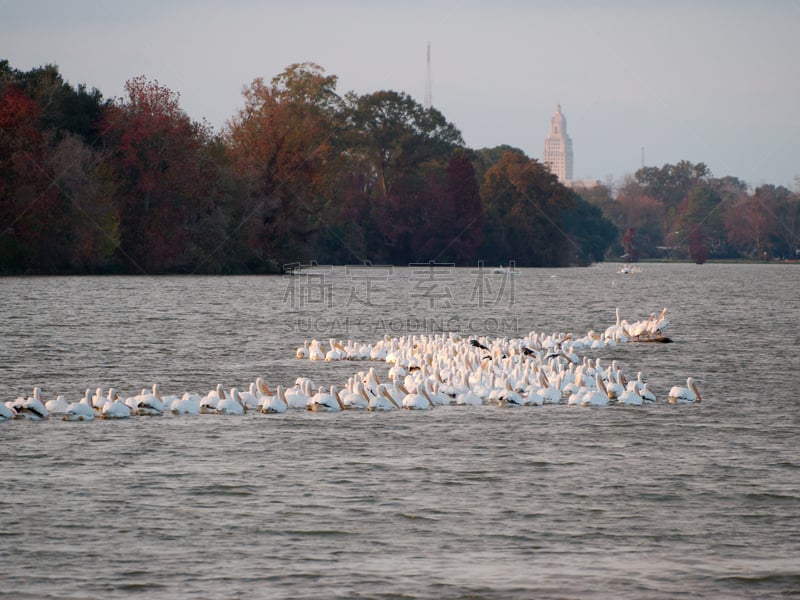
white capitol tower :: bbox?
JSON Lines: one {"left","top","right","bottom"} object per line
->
{"left": 542, "top": 104, "right": 573, "bottom": 183}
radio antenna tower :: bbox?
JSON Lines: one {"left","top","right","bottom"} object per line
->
{"left": 424, "top": 41, "right": 432, "bottom": 109}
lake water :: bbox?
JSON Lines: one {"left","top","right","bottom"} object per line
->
{"left": 2, "top": 263, "right": 799, "bottom": 599}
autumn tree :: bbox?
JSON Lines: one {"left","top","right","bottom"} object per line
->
{"left": 0, "top": 82, "right": 50, "bottom": 271}
{"left": 472, "top": 145, "right": 527, "bottom": 184}
{"left": 0, "top": 62, "right": 116, "bottom": 272}
{"left": 100, "top": 75, "right": 218, "bottom": 272}
{"left": 226, "top": 63, "right": 344, "bottom": 269}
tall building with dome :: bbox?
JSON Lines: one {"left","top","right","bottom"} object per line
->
{"left": 542, "top": 104, "right": 573, "bottom": 183}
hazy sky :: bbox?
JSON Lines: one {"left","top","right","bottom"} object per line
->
{"left": 4, "top": 0, "right": 799, "bottom": 188}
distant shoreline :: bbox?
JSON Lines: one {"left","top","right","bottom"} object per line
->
{"left": 2, "top": 259, "right": 798, "bottom": 277}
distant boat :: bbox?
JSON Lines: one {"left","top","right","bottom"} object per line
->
{"left": 618, "top": 264, "right": 642, "bottom": 274}
{"left": 493, "top": 265, "right": 520, "bottom": 275}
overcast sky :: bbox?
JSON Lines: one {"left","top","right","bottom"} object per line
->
{"left": 4, "top": 0, "right": 799, "bottom": 189}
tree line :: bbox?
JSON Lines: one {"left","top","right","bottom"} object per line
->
{"left": 580, "top": 161, "right": 800, "bottom": 263}
{"left": 1, "top": 59, "right": 796, "bottom": 274}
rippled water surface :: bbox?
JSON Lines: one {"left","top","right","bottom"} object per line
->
{"left": 2, "top": 263, "right": 799, "bottom": 599}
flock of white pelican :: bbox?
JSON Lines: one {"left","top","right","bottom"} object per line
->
{"left": 1, "top": 307, "right": 701, "bottom": 423}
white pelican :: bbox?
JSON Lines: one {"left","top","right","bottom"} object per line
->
{"left": 307, "top": 386, "right": 344, "bottom": 412}
{"left": 63, "top": 400, "right": 95, "bottom": 421}
{"left": 388, "top": 363, "right": 407, "bottom": 381}
{"left": 101, "top": 389, "right": 131, "bottom": 419}
{"left": 627, "top": 316, "right": 651, "bottom": 342}
{"left": 534, "top": 372, "right": 562, "bottom": 405}
{"left": 324, "top": 339, "right": 346, "bottom": 361}
{"left": 46, "top": 394, "right": 70, "bottom": 415}
{"left": 284, "top": 380, "right": 312, "bottom": 409}
{"left": 260, "top": 385, "right": 288, "bottom": 414}
{"left": 668, "top": 377, "right": 701, "bottom": 404}
{"left": 605, "top": 370, "right": 626, "bottom": 401}
{"left": 368, "top": 384, "right": 400, "bottom": 411}
{"left": 455, "top": 373, "right": 483, "bottom": 407}
{"left": 647, "top": 308, "right": 670, "bottom": 340}
{"left": 15, "top": 388, "right": 49, "bottom": 420}
{"left": 170, "top": 392, "right": 201, "bottom": 415}
{"left": 497, "top": 379, "right": 525, "bottom": 407}
{"left": 308, "top": 340, "right": 325, "bottom": 361}
{"left": 240, "top": 383, "right": 261, "bottom": 411}
{"left": 616, "top": 387, "right": 644, "bottom": 406}
{"left": 640, "top": 383, "right": 657, "bottom": 403}
{"left": 426, "top": 380, "right": 451, "bottom": 406}
{"left": 296, "top": 340, "right": 309, "bottom": 359}
{"left": 200, "top": 384, "right": 225, "bottom": 413}
{"left": 216, "top": 388, "right": 245, "bottom": 414}
{"left": 382, "top": 379, "right": 409, "bottom": 406}
{"left": 131, "top": 384, "right": 164, "bottom": 416}
{"left": 1, "top": 401, "right": 17, "bottom": 421}
{"left": 340, "top": 380, "right": 368, "bottom": 410}
{"left": 582, "top": 375, "right": 610, "bottom": 407}
{"left": 402, "top": 386, "right": 434, "bottom": 410}
{"left": 90, "top": 387, "right": 106, "bottom": 412}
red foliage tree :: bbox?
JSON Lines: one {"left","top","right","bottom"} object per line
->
{"left": 0, "top": 84, "right": 66, "bottom": 271}
{"left": 100, "top": 76, "right": 215, "bottom": 272}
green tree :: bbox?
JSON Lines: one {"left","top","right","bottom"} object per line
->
{"left": 344, "top": 89, "right": 463, "bottom": 199}
{"left": 634, "top": 160, "right": 710, "bottom": 209}
{"left": 480, "top": 152, "right": 572, "bottom": 266}
{"left": 561, "top": 196, "right": 617, "bottom": 265}
{"left": 679, "top": 184, "right": 725, "bottom": 257}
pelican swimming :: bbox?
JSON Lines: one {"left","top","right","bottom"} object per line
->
{"left": 668, "top": 377, "right": 701, "bottom": 404}
{"left": 307, "top": 386, "right": 344, "bottom": 412}
{"left": 402, "top": 385, "right": 434, "bottom": 410}
{"left": 580, "top": 371, "right": 608, "bottom": 406}
{"left": 640, "top": 382, "right": 657, "bottom": 403}
{"left": 0, "top": 401, "right": 17, "bottom": 421}
{"left": 368, "top": 384, "right": 400, "bottom": 411}
{"left": 455, "top": 371, "right": 483, "bottom": 406}
{"left": 260, "top": 385, "right": 288, "bottom": 414}
{"left": 296, "top": 340, "right": 309, "bottom": 359}
{"left": 45, "top": 394, "right": 70, "bottom": 415}
{"left": 239, "top": 383, "right": 261, "bottom": 411}
{"left": 200, "top": 384, "right": 225, "bottom": 413}
{"left": 170, "top": 392, "right": 201, "bottom": 415}
{"left": 216, "top": 388, "right": 245, "bottom": 414}
{"left": 130, "top": 384, "right": 164, "bottom": 416}
{"left": 284, "top": 380, "right": 312, "bottom": 409}
{"left": 101, "top": 389, "right": 131, "bottom": 419}
{"left": 308, "top": 339, "right": 326, "bottom": 361}
{"left": 63, "top": 399, "right": 95, "bottom": 421}
{"left": 616, "top": 387, "right": 644, "bottom": 406}
{"left": 324, "top": 339, "right": 346, "bottom": 361}
{"left": 15, "top": 388, "right": 49, "bottom": 420}
{"left": 339, "top": 380, "right": 369, "bottom": 410}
